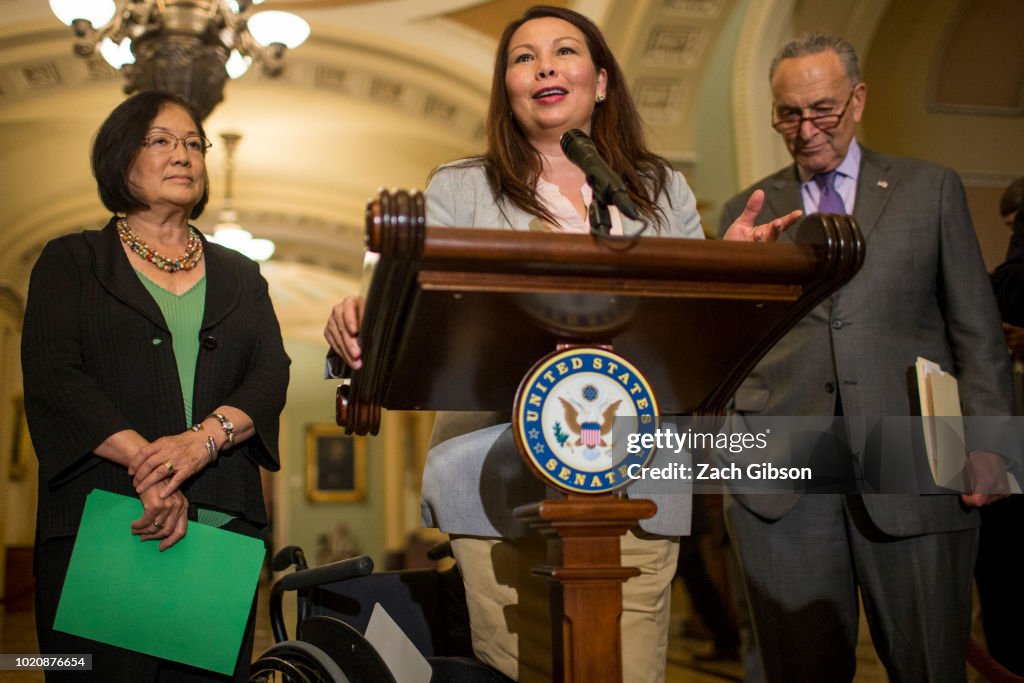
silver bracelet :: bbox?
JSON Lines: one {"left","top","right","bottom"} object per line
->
{"left": 209, "top": 413, "right": 235, "bottom": 448}
{"left": 205, "top": 435, "right": 218, "bottom": 464}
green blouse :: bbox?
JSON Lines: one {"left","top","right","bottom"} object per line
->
{"left": 136, "top": 271, "right": 233, "bottom": 528}
{"left": 136, "top": 271, "right": 205, "bottom": 425}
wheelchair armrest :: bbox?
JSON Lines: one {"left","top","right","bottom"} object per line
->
{"left": 270, "top": 555, "right": 375, "bottom": 643}
{"left": 279, "top": 555, "right": 375, "bottom": 592}
{"left": 271, "top": 545, "right": 308, "bottom": 572}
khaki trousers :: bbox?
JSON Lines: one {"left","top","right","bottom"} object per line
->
{"left": 451, "top": 530, "right": 679, "bottom": 683}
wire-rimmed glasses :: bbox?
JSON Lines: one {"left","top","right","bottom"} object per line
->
{"left": 141, "top": 132, "right": 213, "bottom": 155}
{"left": 771, "top": 89, "right": 857, "bottom": 135}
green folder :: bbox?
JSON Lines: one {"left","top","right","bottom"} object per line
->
{"left": 54, "top": 489, "right": 266, "bottom": 675}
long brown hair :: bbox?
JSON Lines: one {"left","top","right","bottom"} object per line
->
{"left": 451, "top": 5, "right": 673, "bottom": 230}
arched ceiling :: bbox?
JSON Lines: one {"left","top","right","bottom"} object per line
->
{"left": 0, "top": 2, "right": 499, "bottom": 291}
{"left": 0, "top": 0, "right": 737, "bottom": 336}
{"left": 929, "top": 0, "right": 1024, "bottom": 113}
{"left": 14, "top": 0, "right": 1018, "bottom": 331}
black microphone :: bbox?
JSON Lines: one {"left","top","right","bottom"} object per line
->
{"left": 560, "top": 129, "right": 641, "bottom": 220}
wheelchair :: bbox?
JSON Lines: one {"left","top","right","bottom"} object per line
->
{"left": 249, "top": 544, "right": 511, "bottom": 682}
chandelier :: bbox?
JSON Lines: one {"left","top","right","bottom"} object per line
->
{"left": 209, "top": 132, "right": 275, "bottom": 261}
{"left": 49, "top": 0, "right": 310, "bottom": 120}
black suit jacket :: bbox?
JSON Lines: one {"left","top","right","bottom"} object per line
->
{"left": 22, "top": 218, "right": 290, "bottom": 542}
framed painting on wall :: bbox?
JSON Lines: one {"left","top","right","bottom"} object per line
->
{"left": 305, "top": 423, "right": 366, "bottom": 503}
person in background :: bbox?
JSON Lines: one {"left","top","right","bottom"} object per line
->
{"left": 717, "top": 33, "right": 1015, "bottom": 682}
{"left": 325, "top": 7, "right": 797, "bottom": 681}
{"left": 979, "top": 177, "right": 1024, "bottom": 676}
{"left": 22, "top": 90, "right": 289, "bottom": 682}
{"left": 675, "top": 496, "right": 740, "bottom": 663}
{"left": 993, "top": 177, "right": 1024, "bottom": 364}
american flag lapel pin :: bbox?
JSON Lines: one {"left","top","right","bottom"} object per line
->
{"left": 877, "top": 179, "right": 889, "bottom": 189}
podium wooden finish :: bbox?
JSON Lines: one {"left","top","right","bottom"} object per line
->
{"left": 514, "top": 495, "right": 656, "bottom": 683}
{"left": 336, "top": 190, "right": 864, "bottom": 682}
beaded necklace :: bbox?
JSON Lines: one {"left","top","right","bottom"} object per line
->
{"left": 117, "top": 217, "right": 204, "bottom": 273}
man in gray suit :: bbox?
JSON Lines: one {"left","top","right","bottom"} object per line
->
{"left": 718, "top": 33, "right": 1016, "bottom": 682}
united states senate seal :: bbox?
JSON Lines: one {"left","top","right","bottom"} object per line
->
{"left": 512, "top": 347, "right": 659, "bottom": 494}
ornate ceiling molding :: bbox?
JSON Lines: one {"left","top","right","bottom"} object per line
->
{"left": 0, "top": 31, "right": 486, "bottom": 142}
{"left": 602, "top": 0, "right": 735, "bottom": 163}
{"left": 731, "top": 0, "right": 793, "bottom": 188}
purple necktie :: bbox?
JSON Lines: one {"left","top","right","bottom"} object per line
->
{"left": 814, "top": 170, "right": 846, "bottom": 215}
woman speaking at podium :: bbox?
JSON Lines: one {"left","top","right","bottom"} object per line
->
{"left": 325, "top": 6, "right": 795, "bottom": 681}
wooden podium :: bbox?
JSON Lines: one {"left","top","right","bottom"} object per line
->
{"left": 337, "top": 189, "right": 863, "bottom": 682}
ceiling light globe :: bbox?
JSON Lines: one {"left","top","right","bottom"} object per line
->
{"left": 247, "top": 11, "right": 310, "bottom": 49}
{"left": 211, "top": 226, "right": 251, "bottom": 248}
{"left": 99, "top": 37, "right": 135, "bottom": 69}
{"left": 50, "top": 0, "right": 116, "bottom": 27}
{"left": 226, "top": 50, "right": 253, "bottom": 79}
{"left": 246, "top": 238, "right": 276, "bottom": 261}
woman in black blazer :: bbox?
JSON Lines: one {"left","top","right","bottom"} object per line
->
{"left": 21, "top": 91, "right": 289, "bottom": 682}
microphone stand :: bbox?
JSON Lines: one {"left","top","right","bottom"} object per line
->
{"left": 588, "top": 189, "right": 613, "bottom": 236}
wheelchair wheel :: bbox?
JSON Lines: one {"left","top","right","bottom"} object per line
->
{"left": 299, "top": 616, "right": 397, "bottom": 683}
{"left": 250, "top": 640, "right": 350, "bottom": 683}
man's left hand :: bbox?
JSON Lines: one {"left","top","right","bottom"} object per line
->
{"left": 1002, "top": 322, "right": 1024, "bottom": 355}
{"left": 960, "top": 450, "right": 1011, "bottom": 508}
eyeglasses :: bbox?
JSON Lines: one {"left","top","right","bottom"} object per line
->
{"left": 771, "top": 89, "right": 857, "bottom": 135}
{"left": 141, "top": 132, "right": 212, "bottom": 155}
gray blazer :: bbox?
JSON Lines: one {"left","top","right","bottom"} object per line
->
{"left": 420, "top": 159, "right": 702, "bottom": 537}
{"left": 718, "top": 147, "right": 1015, "bottom": 536}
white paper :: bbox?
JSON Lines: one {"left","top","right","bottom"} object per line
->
{"left": 364, "top": 602, "right": 432, "bottom": 683}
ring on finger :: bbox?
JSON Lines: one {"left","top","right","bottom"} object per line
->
{"left": 153, "top": 521, "right": 164, "bottom": 530}
{"left": 163, "top": 461, "right": 174, "bottom": 474}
